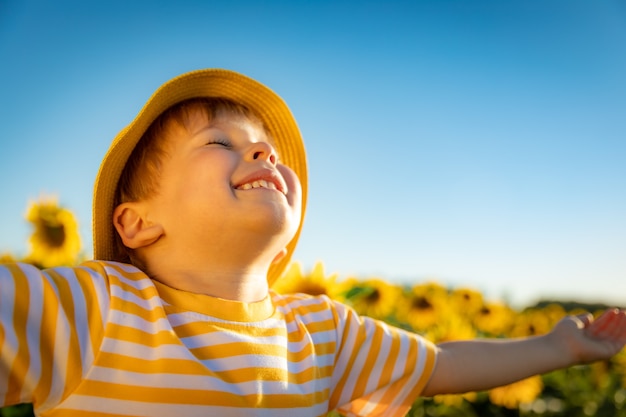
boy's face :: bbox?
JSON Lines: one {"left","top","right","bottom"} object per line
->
{"left": 139, "top": 108, "right": 302, "bottom": 265}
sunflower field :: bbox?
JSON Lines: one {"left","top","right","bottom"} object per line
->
{"left": 1, "top": 198, "right": 625, "bottom": 417}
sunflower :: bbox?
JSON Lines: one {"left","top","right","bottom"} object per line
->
{"left": 473, "top": 301, "right": 516, "bottom": 337}
{"left": 488, "top": 375, "right": 543, "bottom": 409}
{"left": 396, "top": 281, "right": 449, "bottom": 333}
{"left": 449, "top": 287, "right": 484, "bottom": 318}
{"left": 426, "top": 310, "right": 476, "bottom": 344}
{"left": 272, "top": 261, "right": 346, "bottom": 300}
{"left": 24, "top": 197, "right": 81, "bottom": 268}
{"left": 0, "top": 252, "right": 17, "bottom": 264}
{"left": 344, "top": 277, "right": 402, "bottom": 320}
{"left": 541, "top": 303, "right": 567, "bottom": 325}
{"left": 507, "top": 308, "right": 553, "bottom": 338}
{"left": 433, "top": 392, "right": 477, "bottom": 407}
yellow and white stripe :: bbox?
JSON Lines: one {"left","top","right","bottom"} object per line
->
{"left": 1, "top": 261, "right": 436, "bottom": 416}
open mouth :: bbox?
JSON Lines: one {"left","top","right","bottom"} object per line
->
{"left": 234, "top": 172, "right": 287, "bottom": 195}
{"left": 237, "top": 179, "right": 280, "bottom": 192}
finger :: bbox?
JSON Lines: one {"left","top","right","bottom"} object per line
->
{"left": 593, "top": 309, "right": 615, "bottom": 327}
{"left": 606, "top": 310, "right": 626, "bottom": 341}
{"left": 589, "top": 309, "right": 625, "bottom": 339}
{"left": 576, "top": 313, "right": 593, "bottom": 328}
{"left": 601, "top": 311, "right": 626, "bottom": 352}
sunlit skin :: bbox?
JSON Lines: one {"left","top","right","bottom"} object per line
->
{"left": 113, "top": 110, "right": 302, "bottom": 302}
{"left": 423, "top": 308, "right": 626, "bottom": 396}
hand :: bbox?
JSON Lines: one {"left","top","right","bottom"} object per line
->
{"left": 551, "top": 309, "right": 626, "bottom": 365}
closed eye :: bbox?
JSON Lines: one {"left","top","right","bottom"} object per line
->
{"left": 206, "top": 138, "right": 231, "bottom": 147}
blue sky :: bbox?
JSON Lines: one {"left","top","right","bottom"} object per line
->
{"left": 1, "top": 0, "right": 625, "bottom": 307}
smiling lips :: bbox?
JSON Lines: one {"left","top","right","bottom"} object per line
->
{"left": 234, "top": 171, "right": 287, "bottom": 195}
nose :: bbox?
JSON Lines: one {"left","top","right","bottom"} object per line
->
{"left": 247, "top": 141, "right": 277, "bottom": 165}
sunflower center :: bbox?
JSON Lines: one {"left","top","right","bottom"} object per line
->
{"left": 301, "top": 283, "right": 327, "bottom": 296}
{"left": 41, "top": 223, "right": 66, "bottom": 248}
{"left": 365, "top": 289, "right": 381, "bottom": 304}
{"left": 412, "top": 296, "right": 432, "bottom": 311}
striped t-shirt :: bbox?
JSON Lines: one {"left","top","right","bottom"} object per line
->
{"left": 0, "top": 261, "right": 437, "bottom": 416}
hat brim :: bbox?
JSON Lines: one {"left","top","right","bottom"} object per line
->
{"left": 92, "top": 69, "right": 307, "bottom": 286}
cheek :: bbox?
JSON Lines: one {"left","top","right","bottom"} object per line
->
{"left": 175, "top": 156, "right": 232, "bottom": 196}
{"left": 277, "top": 164, "right": 303, "bottom": 214}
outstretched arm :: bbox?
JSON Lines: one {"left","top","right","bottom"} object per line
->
{"left": 422, "top": 308, "right": 626, "bottom": 397}
{"left": 1, "top": 262, "right": 109, "bottom": 408}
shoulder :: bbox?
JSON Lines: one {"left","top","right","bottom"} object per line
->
{"left": 269, "top": 291, "right": 366, "bottom": 330}
{"left": 270, "top": 291, "right": 345, "bottom": 325}
{"left": 271, "top": 291, "right": 339, "bottom": 313}
{"left": 80, "top": 260, "right": 160, "bottom": 301}
{"left": 80, "top": 260, "right": 147, "bottom": 279}
{"left": 1, "top": 259, "right": 144, "bottom": 280}
{"left": 1, "top": 260, "right": 153, "bottom": 296}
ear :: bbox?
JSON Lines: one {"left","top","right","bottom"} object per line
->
{"left": 271, "top": 248, "right": 288, "bottom": 264}
{"left": 113, "top": 202, "right": 164, "bottom": 249}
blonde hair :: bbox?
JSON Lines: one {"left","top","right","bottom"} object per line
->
{"left": 113, "top": 97, "right": 267, "bottom": 265}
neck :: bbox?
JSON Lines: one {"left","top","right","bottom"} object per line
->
{"left": 139, "top": 234, "right": 285, "bottom": 302}
{"left": 148, "top": 266, "right": 270, "bottom": 302}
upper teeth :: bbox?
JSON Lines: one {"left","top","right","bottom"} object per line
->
{"left": 239, "top": 179, "right": 278, "bottom": 191}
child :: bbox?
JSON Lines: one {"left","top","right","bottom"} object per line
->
{"left": 1, "top": 69, "right": 625, "bottom": 417}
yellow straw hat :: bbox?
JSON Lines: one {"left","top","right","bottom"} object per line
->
{"left": 92, "top": 69, "right": 307, "bottom": 285}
